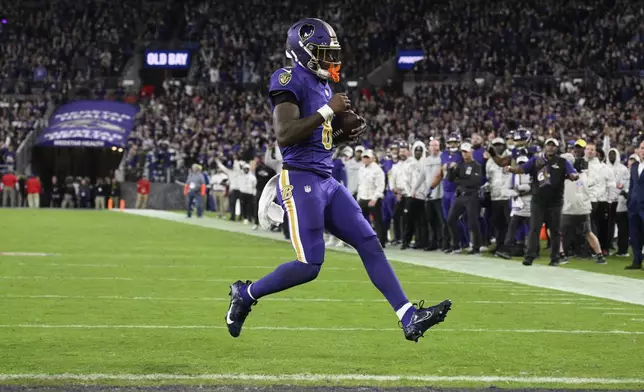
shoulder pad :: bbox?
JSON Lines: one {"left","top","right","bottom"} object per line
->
{"left": 269, "top": 68, "right": 304, "bottom": 105}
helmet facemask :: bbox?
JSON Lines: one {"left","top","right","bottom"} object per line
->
{"left": 300, "top": 39, "right": 341, "bottom": 82}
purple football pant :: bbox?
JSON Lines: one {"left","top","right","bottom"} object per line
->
{"left": 382, "top": 190, "right": 396, "bottom": 235}
{"left": 248, "top": 169, "right": 411, "bottom": 315}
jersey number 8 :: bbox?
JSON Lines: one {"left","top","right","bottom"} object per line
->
{"left": 322, "top": 118, "right": 333, "bottom": 150}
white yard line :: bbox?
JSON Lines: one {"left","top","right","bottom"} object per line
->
{"left": 583, "top": 306, "right": 631, "bottom": 310}
{"left": 0, "top": 294, "right": 604, "bottom": 305}
{"left": 7, "top": 261, "right": 381, "bottom": 272}
{"left": 0, "top": 324, "right": 641, "bottom": 335}
{"left": 0, "top": 252, "right": 57, "bottom": 257}
{"left": 120, "top": 210, "right": 644, "bottom": 306}
{"left": 603, "top": 312, "right": 644, "bottom": 316}
{"left": 0, "top": 373, "right": 642, "bottom": 385}
{"left": 5, "top": 261, "right": 463, "bottom": 275}
{"left": 0, "top": 276, "right": 511, "bottom": 286}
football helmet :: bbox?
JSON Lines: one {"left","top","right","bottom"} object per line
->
{"left": 285, "top": 18, "right": 341, "bottom": 82}
{"left": 446, "top": 133, "right": 461, "bottom": 152}
{"left": 513, "top": 128, "right": 532, "bottom": 146}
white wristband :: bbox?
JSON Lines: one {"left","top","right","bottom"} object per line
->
{"left": 317, "top": 104, "right": 334, "bottom": 121}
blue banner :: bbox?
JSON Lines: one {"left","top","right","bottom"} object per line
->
{"left": 36, "top": 101, "right": 138, "bottom": 148}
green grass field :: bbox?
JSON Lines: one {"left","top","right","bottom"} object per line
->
{"left": 1, "top": 209, "right": 643, "bottom": 389}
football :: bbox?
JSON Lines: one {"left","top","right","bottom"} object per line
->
{"left": 331, "top": 110, "right": 364, "bottom": 145}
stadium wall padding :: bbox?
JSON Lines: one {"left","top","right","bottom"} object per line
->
{"left": 121, "top": 182, "right": 186, "bottom": 210}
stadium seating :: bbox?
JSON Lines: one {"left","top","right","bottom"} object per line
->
{"left": 0, "top": 99, "right": 48, "bottom": 170}
{"left": 405, "top": 0, "right": 644, "bottom": 76}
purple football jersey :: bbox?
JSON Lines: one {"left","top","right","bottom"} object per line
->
{"left": 269, "top": 66, "right": 334, "bottom": 177}
{"left": 440, "top": 150, "right": 463, "bottom": 193}
{"left": 511, "top": 145, "right": 540, "bottom": 159}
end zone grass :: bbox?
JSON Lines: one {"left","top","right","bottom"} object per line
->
{"left": 0, "top": 210, "right": 643, "bottom": 389}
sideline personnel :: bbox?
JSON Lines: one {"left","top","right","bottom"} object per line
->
{"left": 505, "top": 138, "right": 578, "bottom": 266}
{"left": 446, "top": 142, "right": 483, "bottom": 255}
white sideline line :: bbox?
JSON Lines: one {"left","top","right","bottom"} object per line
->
{"left": 0, "top": 252, "right": 57, "bottom": 257}
{"left": 0, "top": 294, "right": 604, "bottom": 305}
{"left": 0, "top": 324, "right": 642, "bottom": 335}
{"left": 0, "top": 373, "right": 640, "bottom": 385}
{"left": 120, "top": 210, "right": 644, "bottom": 307}
{"left": 632, "top": 319, "right": 644, "bottom": 322}
{"left": 0, "top": 373, "right": 642, "bottom": 385}
{"left": 0, "top": 276, "right": 510, "bottom": 286}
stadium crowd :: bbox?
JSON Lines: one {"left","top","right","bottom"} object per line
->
{"left": 407, "top": 0, "right": 644, "bottom": 76}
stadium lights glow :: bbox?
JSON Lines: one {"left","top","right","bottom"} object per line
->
{"left": 118, "top": 148, "right": 124, "bottom": 153}
{"left": 111, "top": 146, "right": 117, "bottom": 151}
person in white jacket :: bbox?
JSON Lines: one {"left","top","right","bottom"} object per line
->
{"left": 486, "top": 138, "right": 513, "bottom": 252}
{"left": 424, "top": 139, "right": 444, "bottom": 250}
{"left": 238, "top": 162, "right": 257, "bottom": 225}
{"left": 216, "top": 157, "right": 244, "bottom": 221}
{"left": 345, "top": 146, "right": 364, "bottom": 199}
{"left": 357, "top": 149, "right": 387, "bottom": 246}
{"left": 607, "top": 148, "right": 628, "bottom": 254}
{"left": 495, "top": 155, "right": 531, "bottom": 259}
{"left": 560, "top": 153, "right": 606, "bottom": 264}
{"left": 389, "top": 144, "right": 410, "bottom": 245}
{"left": 584, "top": 143, "right": 616, "bottom": 254}
{"left": 401, "top": 141, "right": 427, "bottom": 249}
{"left": 209, "top": 168, "right": 229, "bottom": 218}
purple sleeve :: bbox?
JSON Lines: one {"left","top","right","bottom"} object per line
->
{"left": 564, "top": 159, "right": 576, "bottom": 175}
{"left": 521, "top": 156, "right": 535, "bottom": 173}
{"left": 269, "top": 69, "right": 301, "bottom": 103}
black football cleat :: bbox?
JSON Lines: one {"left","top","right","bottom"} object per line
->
{"left": 402, "top": 300, "right": 452, "bottom": 342}
{"left": 225, "top": 280, "right": 256, "bottom": 338}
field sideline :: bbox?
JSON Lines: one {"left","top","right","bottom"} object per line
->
{"left": 0, "top": 209, "right": 643, "bottom": 390}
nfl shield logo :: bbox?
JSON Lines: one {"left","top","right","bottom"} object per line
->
{"left": 304, "top": 185, "right": 312, "bottom": 193}
{"left": 279, "top": 72, "right": 292, "bottom": 86}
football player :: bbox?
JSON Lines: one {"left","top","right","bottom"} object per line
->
{"left": 380, "top": 144, "right": 397, "bottom": 245}
{"left": 430, "top": 133, "right": 468, "bottom": 252}
{"left": 489, "top": 127, "right": 540, "bottom": 166}
{"left": 225, "top": 18, "right": 451, "bottom": 342}
{"left": 511, "top": 128, "right": 540, "bottom": 160}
